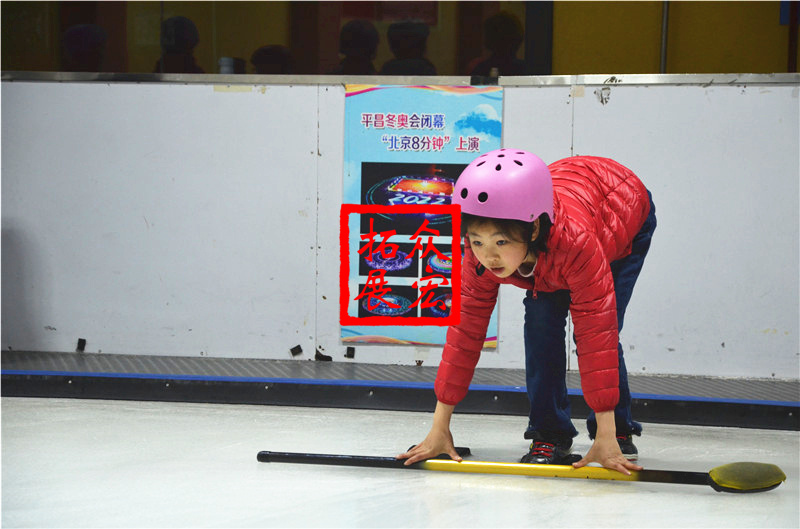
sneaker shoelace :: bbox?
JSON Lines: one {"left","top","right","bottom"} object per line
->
{"left": 528, "top": 441, "right": 556, "bottom": 457}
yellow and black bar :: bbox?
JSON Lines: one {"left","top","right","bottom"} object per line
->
{"left": 256, "top": 450, "right": 785, "bottom": 493}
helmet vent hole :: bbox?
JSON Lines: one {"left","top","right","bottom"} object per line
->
{"left": 460, "top": 188, "right": 468, "bottom": 199}
{"left": 477, "top": 161, "right": 485, "bottom": 166}
{"left": 495, "top": 164, "right": 502, "bottom": 171}
{"left": 514, "top": 160, "right": 523, "bottom": 166}
{"left": 497, "top": 154, "right": 505, "bottom": 158}
{"left": 478, "top": 192, "right": 488, "bottom": 203}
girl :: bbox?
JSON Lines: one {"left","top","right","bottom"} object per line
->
{"left": 398, "top": 149, "right": 656, "bottom": 475}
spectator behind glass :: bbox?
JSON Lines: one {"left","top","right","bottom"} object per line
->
{"left": 380, "top": 21, "right": 437, "bottom": 76}
{"left": 251, "top": 45, "right": 293, "bottom": 74}
{"left": 61, "top": 24, "right": 107, "bottom": 72}
{"left": 154, "top": 16, "right": 204, "bottom": 74}
{"left": 328, "top": 19, "right": 378, "bottom": 75}
{"left": 468, "top": 11, "right": 528, "bottom": 77}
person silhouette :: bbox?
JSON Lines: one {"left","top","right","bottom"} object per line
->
{"left": 328, "top": 19, "right": 378, "bottom": 75}
{"left": 61, "top": 24, "right": 107, "bottom": 72}
{"left": 250, "top": 45, "right": 293, "bottom": 74}
{"left": 468, "top": 12, "right": 528, "bottom": 77}
{"left": 154, "top": 16, "right": 204, "bottom": 74}
{"left": 380, "top": 21, "right": 437, "bottom": 75}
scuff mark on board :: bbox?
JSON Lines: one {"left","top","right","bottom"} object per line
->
{"left": 595, "top": 87, "right": 611, "bottom": 105}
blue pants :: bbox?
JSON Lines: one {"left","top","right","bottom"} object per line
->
{"left": 523, "top": 192, "right": 656, "bottom": 441}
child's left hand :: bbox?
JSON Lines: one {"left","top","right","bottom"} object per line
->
{"left": 572, "top": 436, "right": 643, "bottom": 475}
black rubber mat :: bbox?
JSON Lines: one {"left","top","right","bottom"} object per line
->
{"left": 3, "top": 351, "right": 797, "bottom": 430}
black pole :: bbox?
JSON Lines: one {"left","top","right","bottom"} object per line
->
{"left": 257, "top": 450, "right": 710, "bottom": 487}
{"left": 257, "top": 451, "right": 783, "bottom": 493}
{"left": 524, "top": 1, "right": 554, "bottom": 75}
{"left": 258, "top": 451, "right": 411, "bottom": 469}
{"left": 789, "top": 1, "right": 798, "bottom": 72}
{"left": 660, "top": 1, "right": 670, "bottom": 73}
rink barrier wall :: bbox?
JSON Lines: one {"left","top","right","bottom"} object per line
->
{"left": 2, "top": 351, "right": 798, "bottom": 430}
{"left": 2, "top": 369, "right": 798, "bottom": 408}
{"left": 2, "top": 73, "right": 798, "bottom": 382}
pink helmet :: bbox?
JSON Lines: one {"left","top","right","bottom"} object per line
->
{"left": 453, "top": 149, "right": 553, "bottom": 223}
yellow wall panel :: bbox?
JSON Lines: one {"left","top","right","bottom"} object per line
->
{"left": 213, "top": 1, "right": 289, "bottom": 73}
{"left": 667, "top": 1, "right": 790, "bottom": 73}
{"left": 1, "top": 1, "right": 60, "bottom": 71}
{"left": 127, "top": 1, "right": 218, "bottom": 73}
{"left": 1, "top": 1, "right": 796, "bottom": 75}
{"left": 127, "top": 1, "right": 291, "bottom": 74}
{"left": 553, "top": 1, "right": 663, "bottom": 75}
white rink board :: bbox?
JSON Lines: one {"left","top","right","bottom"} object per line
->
{"left": 570, "top": 84, "right": 799, "bottom": 378}
{"left": 1, "top": 82, "right": 319, "bottom": 358}
{"left": 2, "top": 79, "right": 798, "bottom": 380}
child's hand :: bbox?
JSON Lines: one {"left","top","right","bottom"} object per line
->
{"left": 572, "top": 435, "right": 643, "bottom": 475}
{"left": 396, "top": 427, "right": 462, "bottom": 466}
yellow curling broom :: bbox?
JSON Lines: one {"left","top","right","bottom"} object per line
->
{"left": 256, "top": 448, "right": 786, "bottom": 493}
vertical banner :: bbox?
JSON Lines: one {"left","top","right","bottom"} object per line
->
{"left": 341, "top": 85, "right": 502, "bottom": 346}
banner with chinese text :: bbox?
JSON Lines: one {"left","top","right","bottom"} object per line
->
{"left": 340, "top": 85, "right": 502, "bottom": 346}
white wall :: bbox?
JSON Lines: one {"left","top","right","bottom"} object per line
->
{"left": 2, "top": 82, "right": 319, "bottom": 359}
{"left": 569, "top": 83, "right": 799, "bottom": 379}
{"left": 2, "top": 78, "right": 798, "bottom": 380}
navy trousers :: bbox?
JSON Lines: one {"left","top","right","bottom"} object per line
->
{"left": 523, "top": 192, "right": 656, "bottom": 441}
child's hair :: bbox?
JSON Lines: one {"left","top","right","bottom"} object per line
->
{"left": 461, "top": 212, "right": 552, "bottom": 256}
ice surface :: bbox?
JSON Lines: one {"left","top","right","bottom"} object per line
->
{"left": 2, "top": 397, "right": 798, "bottom": 528}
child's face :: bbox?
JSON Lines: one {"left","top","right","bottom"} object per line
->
{"left": 466, "top": 221, "right": 531, "bottom": 278}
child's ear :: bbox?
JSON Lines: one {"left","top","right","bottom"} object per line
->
{"left": 530, "top": 219, "right": 541, "bottom": 241}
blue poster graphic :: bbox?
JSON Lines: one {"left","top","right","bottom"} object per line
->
{"left": 341, "top": 85, "right": 502, "bottom": 347}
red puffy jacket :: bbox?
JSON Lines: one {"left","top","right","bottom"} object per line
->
{"left": 435, "top": 156, "right": 651, "bottom": 412}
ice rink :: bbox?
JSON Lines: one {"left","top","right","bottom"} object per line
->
{"left": 2, "top": 397, "right": 798, "bottom": 528}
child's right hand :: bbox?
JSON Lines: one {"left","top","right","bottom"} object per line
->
{"left": 396, "top": 427, "right": 462, "bottom": 466}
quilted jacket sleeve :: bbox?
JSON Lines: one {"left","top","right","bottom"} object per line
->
{"left": 562, "top": 230, "right": 620, "bottom": 412}
{"left": 434, "top": 250, "right": 499, "bottom": 406}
